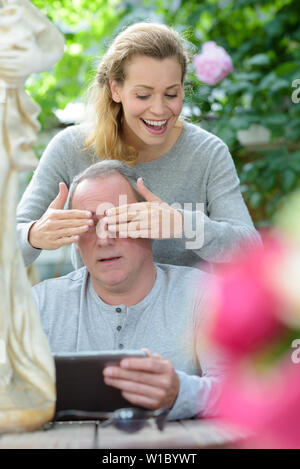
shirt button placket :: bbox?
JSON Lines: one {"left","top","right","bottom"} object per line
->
{"left": 115, "top": 307, "right": 123, "bottom": 349}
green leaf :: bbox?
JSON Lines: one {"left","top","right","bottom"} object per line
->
{"left": 284, "top": 119, "right": 300, "bottom": 141}
{"left": 264, "top": 17, "right": 285, "bottom": 38}
{"left": 245, "top": 166, "right": 258, "bottom": 183}
{"left": 257, "top": 72, "right": 276, "bottom": 90}
{"left": 281, "top": 169, "right": 297, "bottom": 192}
{"left": 289, "top": 151, "right": 300, "bottom": 172}
{"left": 233, "top": 72, "right": 262, "bottom": 81}
{"left": 258, "top": 173, "right": 277, "bottom": 192}
{"left": 270, "top": 78, "right": 290, "bottom": 93}
{"left": 194, "top": 85, "right": 212, "bottom": 100}
{"left": 215, "top": 126, "right": 236, "bottom": 147}
{"left": 289, "top": 160, "right": 300, "bottom": 172}
{"left": 264, "top": 114, "right": 289, "bottom": 125}
{"left": 249, "top": 192, "right": 263, "bottom": 209}
{"left": 248, "top": 53, "right": 271, "bottom": 66}
{"left": 225, "top": 81, "right": 253, "bottom": 94}
{"left": 275, "top": 62, "right": 299, "bottom": 76}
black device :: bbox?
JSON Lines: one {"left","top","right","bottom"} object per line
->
{"left": 54, "top": 350, "right": 147, "bottom": 420}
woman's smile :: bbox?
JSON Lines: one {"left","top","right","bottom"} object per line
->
{"left": 140, "top": 117, "right": 169, "bottom": 135}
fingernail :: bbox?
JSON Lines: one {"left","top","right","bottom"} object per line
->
{"left": 105, "top": 368, "right": 113, "bottom": 376}
{"left": 85, "top": 211, "right": 92, "bottom": 217}
{"left": 122, "top": 360, "right": 129, "bottom": 368}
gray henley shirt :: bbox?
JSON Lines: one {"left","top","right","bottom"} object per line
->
{"left": 32, "top": 262, "right": 227, "bottom": 421}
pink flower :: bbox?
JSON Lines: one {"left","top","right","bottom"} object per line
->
{"left": 201, "top": 228, "right": 300, "bottom": 448}
{"left": 217, "top": 360, "right": 300, "bottom": 449}
{"left": 207, "top": 235, "right": 285, "bottom": 358}
{"left": 193, "top": 41, "right": 233, "bottom": 85}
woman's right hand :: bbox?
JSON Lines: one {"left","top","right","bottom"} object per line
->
{"left": 28, "top": 182, "right": 93, "bottom": 250}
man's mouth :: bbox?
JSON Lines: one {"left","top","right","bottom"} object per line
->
{"left": 98, "top": 256, "right": 122, "bottom": 264}
{"left": 140, "top": 118, "right": 169, "bottom": 134}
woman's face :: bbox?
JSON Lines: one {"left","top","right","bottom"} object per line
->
{"left": 110, "top": 55, "right": 184, "bottom": 151}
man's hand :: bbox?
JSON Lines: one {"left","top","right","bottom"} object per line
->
{"left": 103, "top": 351, "right": 180, "bottom": 410}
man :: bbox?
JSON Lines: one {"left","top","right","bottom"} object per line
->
{"left": 32, "top": 161, "right": 225, "bottom": 420}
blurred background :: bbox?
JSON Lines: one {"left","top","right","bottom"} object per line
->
{"left": 22, "top": 0, "right": 300, "bottom": 282}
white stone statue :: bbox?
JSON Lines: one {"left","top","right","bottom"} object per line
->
{"left": 0, "top": 0, "right": 64, "bottom": 432}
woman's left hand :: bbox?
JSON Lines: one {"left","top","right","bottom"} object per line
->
{"left": 103, "top": 178, "right": 183, "bottom": 239}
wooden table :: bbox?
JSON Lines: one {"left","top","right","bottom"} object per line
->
{"left": 0, "top": 418, "right": 248, "bottom": 449}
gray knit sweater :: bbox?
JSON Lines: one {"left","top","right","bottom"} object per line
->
{"left": 17, "top": 121, "right": 260, "bottom": 269}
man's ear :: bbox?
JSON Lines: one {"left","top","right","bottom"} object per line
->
{"left": 109, "top": 79, "right": 122, "bottom": 103}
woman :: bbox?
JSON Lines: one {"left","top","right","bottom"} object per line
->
{"left": 17, "top": 22, "right": 260, "bottom": 271}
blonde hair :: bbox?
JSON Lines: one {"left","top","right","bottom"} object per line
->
{"left": 84, "top": 22, "right": 190, "bottom": 166}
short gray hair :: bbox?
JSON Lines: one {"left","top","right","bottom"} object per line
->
{"left": 67, "top": 160, "right": 145, "bottom": 209}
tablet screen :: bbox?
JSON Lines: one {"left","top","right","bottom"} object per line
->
{"left": 54, "top": 350, "right": 147, "bottom": 418}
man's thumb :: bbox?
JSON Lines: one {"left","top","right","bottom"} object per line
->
{"left": 49, "top": 182, "right": 69, "bottom": 209}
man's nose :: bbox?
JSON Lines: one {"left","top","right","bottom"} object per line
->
{"left": 96, "top": 234, "right": 116, "bottom": 247}
{"left": 96, "top": 219, "right": 116, "bottom": 246}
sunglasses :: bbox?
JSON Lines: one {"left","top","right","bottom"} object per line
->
{"left": 47, "top": 408, "right": 169, "bottom": 434}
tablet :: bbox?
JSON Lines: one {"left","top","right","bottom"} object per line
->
{"left": 54, "top": 350, "right": 147, "bottom": 420}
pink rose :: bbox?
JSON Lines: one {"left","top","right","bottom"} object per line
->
{"left": 207, "top": 235, "right": 285, "bottom": 358}
{"left": 193, "top": 41, "right": 233, "bottom": 85}
{"left": 217, "top": 360, "right": 300, "bottom": 449}
{"left": 202, "top": 229, "right": 300, "bottom": 448}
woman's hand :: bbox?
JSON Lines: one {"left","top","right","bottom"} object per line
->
{"left": 28, "top": 182, "right": 93, "bottom": 250}
{"left": 103, "top": 178, "right": 183, "bottom": 239}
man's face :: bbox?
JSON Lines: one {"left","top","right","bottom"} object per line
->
{"left": 72, "top": 173, "right": 153, "bottom": 294}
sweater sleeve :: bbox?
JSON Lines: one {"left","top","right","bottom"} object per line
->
{"left": 167, "top": 351, "right": 228, "bottom": 420}
{"left": 167, "top": 283, "right": 228, "bottom": 421}
{"left": 16, "top": 128, "right": 72, "bottom": 267}
{"left": 178, "top": 142, "right": 261, "bottom": 262}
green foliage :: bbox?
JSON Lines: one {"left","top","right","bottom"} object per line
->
{"left": 140, "top": 0, "right": 300, "bottom": 227}
{"left": 27, "top": 0, "right": 123, "bottom": 128}
{"left": 27, "top": 0, "right": 300, "bottom": 227}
